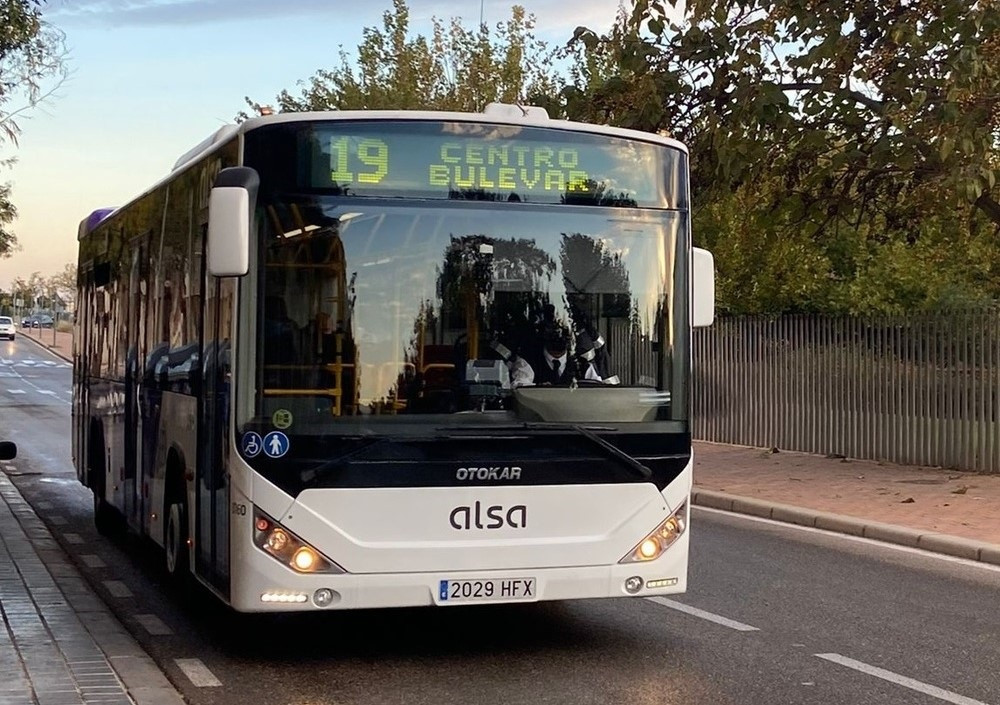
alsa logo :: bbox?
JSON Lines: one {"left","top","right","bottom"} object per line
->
{"left": 449, "top": 501, "right": 527, "bottom": 530}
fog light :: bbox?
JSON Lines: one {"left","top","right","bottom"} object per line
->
{"left": 293, "top": 547, "right": 318, "bottom": 572}
{"left": 624, "top": 576, "right": 644, "bottom": 594}
{"left": 313, "top": 588, "right": 335, "bottom": 607}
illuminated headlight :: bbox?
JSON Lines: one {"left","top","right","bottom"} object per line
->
{"left": 253, "top": 509, "right": 344, "bottom": 574}
{"left": 619, "top": 502, "right": 687, "bottom": 563}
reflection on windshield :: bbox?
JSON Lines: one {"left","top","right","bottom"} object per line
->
{"left": 252, "top": 201, "right": 683, "bottom": 429}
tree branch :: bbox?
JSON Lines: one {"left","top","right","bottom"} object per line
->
{"left": 974, "top": 192, "right": 1000, "bottom": 226}
{"left": 778, "top": 82, "right": 885, "bottom": 112}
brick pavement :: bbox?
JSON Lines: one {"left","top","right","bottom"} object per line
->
{"left": 18, "top": 329, "right": 72, "bottom": 363}
{"left": 0, "top": 473, "right": 182, "bottom": 705}
{"left": 693, "top": 441, "right": 1000, "bottom": 546}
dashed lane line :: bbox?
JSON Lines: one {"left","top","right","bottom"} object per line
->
{"left": 816, "top": 653, "right": 992, "bottom": 705}
{"left": 80, "top": 554, "right": 107, "bottom": 568}
{"left": 174, "top": 659, "right": 222, "bottom": 687}
{"left": 102, "top": 580, "right": 133, "bottom": 599}
{"left": 647, "top": 596, "right": 760, "bottom": 632}
{"left": 62, "top": 532, "right": 84, "bottom": 544}
{"left": 136, "top": 614, "right": 173, "bottom": 636}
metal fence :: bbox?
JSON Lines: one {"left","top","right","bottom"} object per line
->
{"left": 692, "top": 311, "right": 1000, "bottom": 473}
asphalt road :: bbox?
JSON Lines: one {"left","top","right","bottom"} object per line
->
{"left": 2, "top": 334, "right": 998, "bottom": 705}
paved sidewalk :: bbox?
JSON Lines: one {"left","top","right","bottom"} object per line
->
{"left": 693, "top": 441, "right": 1000, "bottom": 563}
{"left": 19, "top": 329, "right": 72, "bottom": 363}
{"left": 0, "top": 472, "right": 182, "bottom": 705}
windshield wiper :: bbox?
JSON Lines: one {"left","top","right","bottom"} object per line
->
{"left": 439, "top": 422, "right": 652, "bottom": 481}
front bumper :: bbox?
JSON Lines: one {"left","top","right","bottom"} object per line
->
{"left": 228, "top": 532, "right": 689, "bottom": 612}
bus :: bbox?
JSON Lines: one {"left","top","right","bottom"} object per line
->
{"left": 73, "top": 103, "right": 715, "bottom": 612}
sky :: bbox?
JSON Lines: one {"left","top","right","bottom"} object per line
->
{"left": 0, "top": 0, "right": 626, "bottom": 291}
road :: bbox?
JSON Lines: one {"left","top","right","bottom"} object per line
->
{"left": 2, "top": 334, "right": 998, "bottom": 705}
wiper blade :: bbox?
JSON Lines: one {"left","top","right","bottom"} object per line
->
{"left": 438, "top": 422, "right": 651, "bottom": 481}
{"left": 300, "top": 437, "right": 389, "bottom": 483}
{"left": 436, "top": 422, "right": 615, "bottom": 432}
{"left": 570, "top": 424, "right": 652, "bottom": 481}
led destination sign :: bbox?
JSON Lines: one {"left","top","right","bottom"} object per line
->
{"left": 301, "top": 122, "right": 680, "bottom": 207}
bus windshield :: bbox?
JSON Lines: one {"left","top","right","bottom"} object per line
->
{"left": 238, "top": 199, "right": 688, "bottom": 436}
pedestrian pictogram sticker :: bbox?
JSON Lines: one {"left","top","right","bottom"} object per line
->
{"left": 272, "top": 409, "right": 293, "bottom": 430}
{"left": 262, "top": 431, "right": 290, "bottom": 458}
{"left": 241, "top": 432, "right": 263, "bottom": 458}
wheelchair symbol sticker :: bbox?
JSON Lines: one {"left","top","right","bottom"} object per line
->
{"left": 241, "top": 432, "right": 263, "bottom": 458}
{"left": 263, "top": 431, "right": 290, "bottom": 458}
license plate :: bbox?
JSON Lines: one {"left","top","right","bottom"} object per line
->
{"left": 436, "top": 578, "right": 536, "bottom": 604}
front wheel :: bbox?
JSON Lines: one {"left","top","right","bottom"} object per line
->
{"left": 164, "top": 497, "right": 190, "bottom": 580}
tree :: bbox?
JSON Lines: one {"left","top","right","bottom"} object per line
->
{"left": 566, "top": 0, "right": 1000, "bottom": 313}
{"left": 241, "top": 0, "right": 562, "bottom": 117}
{"left": 48, "top": 260, "right": 76, "bottom": 311}
{"left": 0, "top": 0, "right": 69, "bottom": 258}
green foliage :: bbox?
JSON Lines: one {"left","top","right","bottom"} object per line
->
{"left": 242, "top": 0, "right": 562, "bottom": 117}
{"left": 248, "top": 0, "right": 1000, "bottom": 314}
{"left": 0, "top": 0, "right": 68, "bottom": 258}
{"left": 566, "top": 0, "right": 1000, "bottom": 314}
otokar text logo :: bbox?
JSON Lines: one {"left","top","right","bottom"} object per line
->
{"left": 455, "top": 466, "right": 522, "bottom": 481}
{"left": 449, "top": 501, "right": 527, "bottom": 530}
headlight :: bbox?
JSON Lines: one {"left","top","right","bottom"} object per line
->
{"left": 253, "top": 509, "right": 344, "bottom": 574}
{"left": 619, "top": 502, "right": 687, "bottom": 563}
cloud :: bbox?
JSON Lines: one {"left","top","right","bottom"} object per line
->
{"left": 47, "top": 0, "right": 625, "bottom": 33}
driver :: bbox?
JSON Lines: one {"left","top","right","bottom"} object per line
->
{"left": 509, "top": 327, "right": 603, "bottom": 387}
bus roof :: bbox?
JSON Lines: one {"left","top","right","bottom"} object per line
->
{"left": 81, "top": 104, "right": 688, "bottom": 240}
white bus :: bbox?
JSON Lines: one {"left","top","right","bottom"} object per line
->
{"left": 73, "top": 104, "right": 714, "bottom": 611}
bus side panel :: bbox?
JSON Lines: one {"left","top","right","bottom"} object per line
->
{"left": 146, "top": 391, "right": 198, "bottom": 551}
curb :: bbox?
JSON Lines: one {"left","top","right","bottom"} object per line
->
{"left": 18, "top": 329, "right": 72, "bottom": 363}
{"left": 692, "top": 488, "right": 1000, "bottom": 567}
{"left": 0, "top": 471, "right": 185, "bottom": 705}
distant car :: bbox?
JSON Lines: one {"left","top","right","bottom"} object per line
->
{"left": 0, "top": 316, "right": 14, "bottom": 340}
{"left": 20, "top": 314, "right": 53, "bottom": 328}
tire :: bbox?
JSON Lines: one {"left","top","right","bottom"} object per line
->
{"left": 90, "top": 438, "right": 121, "bottom": 536}
{"left": 164, "top": 482, "right": 190, "bottom": 582}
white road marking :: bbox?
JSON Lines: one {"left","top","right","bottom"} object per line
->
{"left": 62, "top": 532, "right": 84, "bottom": 544}
{"left": 36, "top": 500, "right": 54, "bottom": 509}
{"left": 0, "top": 344, "right": 72, "bottom": 405}
{"left": 136, "top": 614, "right": 173, "bottom": 636}
{"left": 79, "top": 554, "right": 107, "bottom": 569}
{"left": 102, "top": 580, "right": 133, "bottom": 598}
{"left": 48, "top": 515, "right": 68, "bottom": 525}
{"left": 7, "top": 389, "right": 25, "bottom": 395}
{"left": 816, "top": 653, "right": 991, "bottom": 705}
{"left": 38, "top": 390, "right": 56, "bottom": 395}
{"left": 174, "top": 659, "right": 222, "bottom": 687}
{"left": 695, "top": 506, "right": 1000, "bottom": 574}
{"left": 647, "top": 596, "right": 760, "bottom": 632}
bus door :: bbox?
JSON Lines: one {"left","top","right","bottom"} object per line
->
{"left": 124, "top": 237, "right": 149, "bottom": 529}
{"left": 195, "top": 270, "right": 232, "bottom": 597}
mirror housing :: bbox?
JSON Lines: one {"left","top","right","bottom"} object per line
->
{"left": 207, "top": 167, "right": 259, "bottom": 277}
{"left": 0, "top": 441, "right": 16, "bottom": 461}
{"left": 692, "top": 247, "right": 715, "bottom": 328}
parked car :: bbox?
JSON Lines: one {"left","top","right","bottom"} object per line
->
{"left": 0, "top": 316, "right": 14, "bottom": 340}
{"left": 20, "top": 314, "right": 53, "bottom": 328}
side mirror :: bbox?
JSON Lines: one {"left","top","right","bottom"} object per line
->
{"left": 207, "top": 167, "right": 260, "bottom": 277}
{"left": 0, "top": 441, "right": 16, "bottom": 461}
{"left": 692, "top": 247, "right": 715, "bottom": 328}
